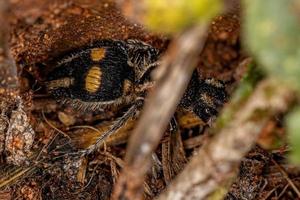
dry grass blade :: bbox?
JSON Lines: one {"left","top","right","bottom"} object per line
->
{"left": 272, "top": 159, "right": 300, "bottom": 198}
{"left": 162, "top": 130, "right": 187, "bottom": 184}
{"left": 0, "top": 165, "right": 36, "bottom": 188}
{"left": 277, "top": 184, "right": 289, "bottom": 199}
{"left": 42, "top": 110, "right": 71, "bottom": 140}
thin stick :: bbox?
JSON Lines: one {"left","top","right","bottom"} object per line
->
{"left": 112, "top": 24, "right": 209, "bottom": 200}
{"left": 157, "top": 79, "right": 295, "bottom": 200}
{"left": 0, "top": 167, "right": 35, "bottom": 188}
{"left": 42, "top": 110, "right": 71, "bottom": 139}
{"left": 0, "top": 0, "right": 19, "bottom": 93}
{"left": 277, "top": 184, "right": 289, "bottom": 199}
{"left": 261, "top": 187, "right": 277, "bottom": 200}
{"left": 272, "top": 159, "right": 300, "bottom": 198}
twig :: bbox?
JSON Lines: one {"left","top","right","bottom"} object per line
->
{"left": 272, "top": 158, "right": 300, "bottom": 198}
{"left": 0, "top": 166, "right": 35, "bottom": 188}
{"left": 42, "top": 110, "right": 71, "bottom": 139}
{"left": 157, "top": 79, "right": 295, "bottom": 200}
{"left": 261, "top": 187, "right": 277, "bottom": 200}
{"left": 0, "top": 0, "right": 9, "bottom": 51}
{"left": 112, "top": 24, "right": 209, "bottom": 200}
{"left": 0, "top": 0, "right": 18, "bottom": 93}
{"left": 277, "top": 184, "right": 289, "bottom": 199}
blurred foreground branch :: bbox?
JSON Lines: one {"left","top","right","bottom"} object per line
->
{"left": 112, "top": 24, "right": 208, "bottom": 200}
{"left": 0, "top": 1, "right": 35, "bottom": 166}
{"left": 158, "top": 78, "right": 295, "bottom": 200}
{"left": 0, "top": 0, "right": 18, "bottom": 92}
{"left": 0, "top": 0, "right": 9, "bottom": 50}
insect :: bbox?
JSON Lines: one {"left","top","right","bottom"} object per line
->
{"left": 45, "top": 39, "right": 227, "bottom": 155}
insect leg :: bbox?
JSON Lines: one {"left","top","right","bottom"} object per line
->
{"left": 81, "top": 98, "right": 144, "bottom": 156}
{"left": 169, "top": 117, "right": 178, "bottom": 133}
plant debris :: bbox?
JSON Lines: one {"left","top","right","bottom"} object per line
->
{"left": 0, "top": 0, "right": 299, "bottom": 200}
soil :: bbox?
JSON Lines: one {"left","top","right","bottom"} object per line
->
{"left": 0, "top": 0, "right": 299, "bottom": 199}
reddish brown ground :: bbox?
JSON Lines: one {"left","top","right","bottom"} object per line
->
{"left": 0, "top": 0, "right": 299, "bottom": 199}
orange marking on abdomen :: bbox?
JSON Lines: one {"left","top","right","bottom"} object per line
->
{"left": 85, "top": 66, "right": 102, "bottom": 93}
{"left": 90, "top": 48, "right": 106, "bottom": 62}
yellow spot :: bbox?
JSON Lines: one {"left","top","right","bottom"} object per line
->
{"left": 85, "top": 66, "right": 102, "bottom": 93}
{"left": 177, "top": 110, "right": 205, "bottom": 128}
{"left": 90, "top": 48, "right": 106, "bottom": 62}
